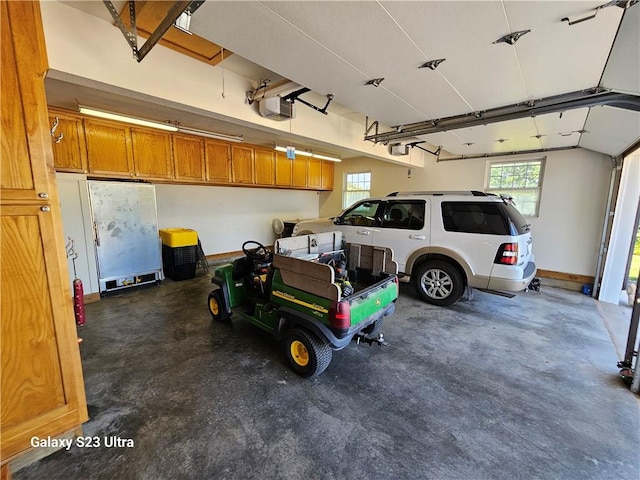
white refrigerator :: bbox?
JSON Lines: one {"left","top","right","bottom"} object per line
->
{"left": 88, "top": 180, "right": 163, "bottom": 295}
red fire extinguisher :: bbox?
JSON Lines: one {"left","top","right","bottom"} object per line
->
{"left": 66, "top": 238, "right": 86, "bottom": 327}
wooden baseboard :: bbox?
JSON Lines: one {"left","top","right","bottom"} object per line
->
{"left": 68, "top": 292, "right": 100, "bottom": 304}
{"left": 83, "top": 293, "right": 100, "bottom": 304}
{"left": 205, "top": 250, "right": 244, "bottom": 261}
{"left": 1, "top": 463, "right": 11, "bottom": 480}
{"left": 537, "top": 269, "right": 594, "bottom": 285}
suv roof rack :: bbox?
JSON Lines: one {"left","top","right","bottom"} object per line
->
{"left": 387, "top": 190, "right": 487, "bottom": 197}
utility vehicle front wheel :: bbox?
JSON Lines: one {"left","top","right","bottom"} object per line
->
{"left": 284, "top": 328, "right": 332, "bottom": 378}
{"left": 412, "top": 260, "right": 464, "bottom": 306}
{"left": 208, "top": 290, "right": 230, "bottom": 322}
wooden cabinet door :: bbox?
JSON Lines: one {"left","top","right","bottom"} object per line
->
{"left": 321, "top": 161, "right": 335, "bottom": 190}
{"left": 308, "top": 158, "right": 322, "bottom": 189}
{"left": 131, "top": 127, "right": 172, "bottom": 180}
{"left": 205, "top": 140, "right": 231, "bottom": 183}
{"left": 231, "top": 145, "right": 254, "bottom": 184}
{"left": 173, "top": 135, "right": 205, "bottom": 181}
{"left": 1, "top": 0, "right": 87, "bottom": 464}
{"left": 48, "top": 114, "right": 87, "bottom": 173}
{"left": 0, "top": 2, "right": 51, "bottom": 204}
{"left": 254, "top": 148, "right": 275, "bottom": 185}
{"left": 293, "top": 157, "right": 308, "bottom": 187}
{"left": 275, "top": 151, "right": 293, "bottom": 187}
{"left": 85, "top": 119, "right": 133, "bottom": 177}
{"left": 1, "top": 206, "right": 87, "bottom": 461}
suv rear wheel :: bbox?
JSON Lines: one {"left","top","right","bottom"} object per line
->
{"left": 413, "top": 260, "right": 464, "bottom": 306}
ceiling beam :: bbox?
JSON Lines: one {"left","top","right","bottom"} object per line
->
{"left": 104, "top": 0, "right": 199, "bottom": 62}
{"left": 364, "top": 88, "right": 640, "bottom": 144}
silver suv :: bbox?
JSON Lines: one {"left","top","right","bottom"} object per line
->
{"left": 292, "top": 191, "right": 536, "bottom": 306}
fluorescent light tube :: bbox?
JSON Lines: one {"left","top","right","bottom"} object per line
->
{"left": 274, "top": 145, "right": 341, "bottom": 162}
{"left": 312, "top": 153, "right": 341, "bottom": 162}
{"left": 78, "top": 106, "right": 178, "bottom": 132}
{"left": 176, "top": 126, "right": 244, "bottom": 143}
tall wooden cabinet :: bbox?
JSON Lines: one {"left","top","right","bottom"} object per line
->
{"left": 1, "top": 0, "right": 88, "bottom": 466}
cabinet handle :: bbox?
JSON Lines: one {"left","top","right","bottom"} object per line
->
{"left": 40, "top": 206, "right": 50, "bottom": 212}
{"left": 38, "top": 192, "right": 49, "bottom": 199}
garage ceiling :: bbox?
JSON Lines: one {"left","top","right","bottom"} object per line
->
{"left": 187, "top": 0, "right": 640, "bottom": 158}
{"left": 57, "top": 1, "right": 640, "bottom": 159}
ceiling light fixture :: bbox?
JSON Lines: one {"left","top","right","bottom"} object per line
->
{"left": 365, "top": 78, "right": 385, "bottom": 87}
{"left": 274, "top": 145, "right": 341, "bottom": 162}
{"left": 78, "top": 105, "right": 178, "bottom": 132}
{"left": 419, "top": 59, "right": 446, "bottom": 70}
{"left": 176, "top": 126, "right": 243, "bottom": 143}
{"left": 79, "top": 105, "right": 244, "bottom": 142}
{"left": 493, "top": 29, "right": 531, "bottom": 45}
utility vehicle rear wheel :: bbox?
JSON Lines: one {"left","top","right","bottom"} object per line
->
{"left": 284, "top": 328, "right": 332, "bottom": 378}
{"left": 412, "top": 260, "right": 464, "bottom": 306}
{"left": 208, "top": 290, "right": 229, "bottom": 322}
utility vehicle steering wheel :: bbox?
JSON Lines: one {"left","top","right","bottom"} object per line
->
{"left": 242, "top": 240, "right": 270, "bottom": 262}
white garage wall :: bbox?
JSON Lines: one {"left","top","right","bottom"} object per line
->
{"left": 320, "top": 148, "right": 612, "bottom": 277}
{"left": 154, "top": 184, "right": 319, "bottom": 255}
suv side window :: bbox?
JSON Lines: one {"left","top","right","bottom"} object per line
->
{"left": 381, "top": 201, "right": 425, "bottom": 230}
{"left": 338, "top": 200, "right": 381, "bottom": 226}
{"left": 441, "top": 202, "right": 509, "bottom": 235}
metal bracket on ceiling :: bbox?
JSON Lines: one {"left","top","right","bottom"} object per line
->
{"left": 364, "top": 88, "right": 640, "bottom": 144}
{"left": 103, "top": 0, "right": 204, "bottom": 63}
{"left": 281, "top": 88, "right": 334, "bottom": 115}
{"left": 406, "top": 141, "right": 441, "bottom": 158}
{"left": 364, "top": 118, "right": 380, "bottom": 143}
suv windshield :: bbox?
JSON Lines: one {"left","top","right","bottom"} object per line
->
{"left": 338, "top": 200, "right": 380, "bottom": 226}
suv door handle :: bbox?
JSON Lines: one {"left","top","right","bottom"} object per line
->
{"left": 357, "top": 230, "right": 371, "bottom": 235}
{"left": 409, "top": 234, "right": 425, "bottom": 240}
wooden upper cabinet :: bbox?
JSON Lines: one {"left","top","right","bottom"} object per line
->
{"left": 308, "top": 158, "right": 322, "bottom": 189}
{"left": 0, "top": 1, "right": 51, "bottom": 203}
{"left": 205, "top": 140, "right": 231, "bottom": 183}
{"left": 231, "top": 145, "right": 254, "bottom": 184}
{"left": 48, "top": 113, "right": 87, "bottom": 173}
{"left": 293, "top": 157, "right": 308, "bottom": 187}
{"left": 85, "top": 119, "right": 133, "bottom": 177}
{"left": 275, "top": 151, "right": 293, "bottom": 187}
{"left": 254, "top": 148, "right": 275, "bottom": 185}
{"left": 131, "top": 127, "right": 172, "bottom": 180}
{"left": 173, "top": 135, "right": 205, "bottom": 181}
{"left": 321, "top": 161, "right": 335, "bottom": 190}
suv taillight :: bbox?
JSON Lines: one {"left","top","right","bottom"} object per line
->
{"left": 495, "top": 242, "right": 518, "bottom": 265}
{"left": 329, "top": 300, "right": 351, "bottom": 333}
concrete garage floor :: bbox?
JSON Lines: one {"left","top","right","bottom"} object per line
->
{"left": 15, "top": 272, "right": 640, "bottom": 480}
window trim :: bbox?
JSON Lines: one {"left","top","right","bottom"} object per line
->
{"left": 485, "top": 157, "right": 545, "bottom": 217}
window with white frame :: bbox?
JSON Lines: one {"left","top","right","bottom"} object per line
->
{"left": 486, "top": 159, "right": 544, "bottom": 217}
{"left": 343, "top": 172, "right": 371, "bottom": 209}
